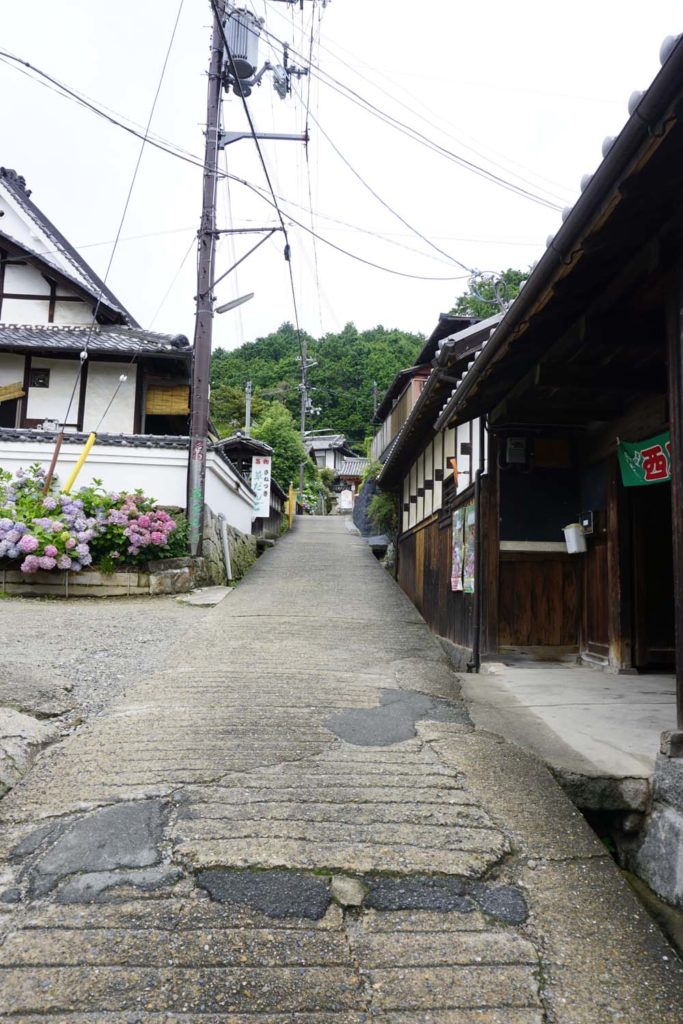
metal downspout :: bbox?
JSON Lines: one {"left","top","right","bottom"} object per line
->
{"left": 468, "top": 416, "right": 486, "bottom": 673}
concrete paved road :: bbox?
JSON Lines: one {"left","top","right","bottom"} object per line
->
{"left": 0, "top": 517, "right": 682, "bottom": 1022}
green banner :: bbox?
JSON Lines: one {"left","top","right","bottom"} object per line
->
{"left": 618, "top": 431, "right": 671, "bottom": 487}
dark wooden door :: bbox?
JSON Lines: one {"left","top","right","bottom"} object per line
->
{"left": 632, "top": 482, "right": 675, "bottom": 668}
{"left": 582, "top": 537, "right": 609, "bottom": 660}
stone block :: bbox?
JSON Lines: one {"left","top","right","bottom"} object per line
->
{"left": 149, "top": 568, "right": 193, "bottom": 595}
{"left": 654, "top": 752, "right": 683, "bottom": 810}
{"left": 635, "top": 801, "right": 683, "bottom": 908}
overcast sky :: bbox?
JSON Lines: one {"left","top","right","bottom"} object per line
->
{"left": 1, "top": 1, "right": 680, "bottom": 350}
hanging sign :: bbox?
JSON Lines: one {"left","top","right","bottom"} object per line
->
{"left": 451, "top": 507, "right": 464, "bottom": 592}
{"left": 618, "top": 431, "right": 671, "bottom": 487}
{"left": 251, "top": 456, "right": 272, "bottom": 517}
{"left": 463, "top": 503, "right": 476, "bottom": 593}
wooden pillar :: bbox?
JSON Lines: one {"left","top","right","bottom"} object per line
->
{"left": 481, "top": 432, "right": 500, "bottom": 655}
{"left": 665, "top": 266, "right": 683, "bottom": 753}
{"left": 607, "top": 456, "right": 633, "bottom": 672}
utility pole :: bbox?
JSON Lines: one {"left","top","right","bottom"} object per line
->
{"left": 187, "top": 0, "right": 225, "bottom": 556}
{"left": 245, "top": 380, "right": 252, "bottom": 437}
{"left": 299, "top": 356, "right": 307, "bottom": 500}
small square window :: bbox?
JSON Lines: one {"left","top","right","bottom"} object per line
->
{"left": 29, "top": 368, "right": 50, "bottom": 389}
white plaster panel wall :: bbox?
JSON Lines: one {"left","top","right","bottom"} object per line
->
{"left": 424, "top": 442, "right": 433, "bottom": 519}
{"left": 0, "top": 353, "right": 24, "bottom": 385}
{"left": 402, "top": 476, "right": 410, "bottom": 533}
{"left": 433, "top": 432, "right": 443, "bottom": 510}
{"left": 409, "top": 463, "right": 417, "bottom": 529}
{"left": 471, "top": 417, "right": 487, "bottom": 475}
{"left": 456, "top": 422, "right": 472, "bottom": 495}
{"left": 206, "top": 452, "right": 254, "bottom": 535}
{"left": 444, "top": 427, "right": 456, "bottom": 463}
{"left": 53, "top": 300, "right": 93, "bottom": 325}
{"left": 82, "top": 363, "right": 137, "bottom": 433}
{"left": 3, "top": 263, "right": 49, "bottom": 294}
{"left": 26, "top": 357, "right": 79, "bottom": 423}
{"left": 2, "top": 297, "right": 50, "bottom": 323}
{"left": 416, "top": 452, "right": 424, "bottom": 523}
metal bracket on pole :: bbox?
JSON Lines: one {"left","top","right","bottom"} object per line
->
{"left": 219, "top": 131, "right": 308, "bottom": 148}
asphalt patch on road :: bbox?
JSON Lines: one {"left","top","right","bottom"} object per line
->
{"left": 364, "top": 875, "right": 528, "bottom": 924}
{"left": 326, "top": 688, "right": 469, "bottom": 746}
{"left": 12, "top": 799, "right": 168, "bottom": 897}
{"left": 197, "top": 868, "right": 332, "bottom": 920}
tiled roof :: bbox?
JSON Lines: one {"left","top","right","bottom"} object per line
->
{"left": 0, "top": 168, "right": 136, "bottom": 325}
{"left": 338, "top": 457, "right": 369, "bottom": 478}
{"left": 304, "top": 433, "right": 347, "bottom": 450}
{"left": 0, "top": 324, "right": 190, "bottom": 356}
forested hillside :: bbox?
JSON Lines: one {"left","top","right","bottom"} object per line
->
{"left": 210, "top": 322, "right": 424, "bottom": 448}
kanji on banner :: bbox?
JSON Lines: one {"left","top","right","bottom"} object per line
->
{"left": 618, "top": 432, "right": 671, "bottom": 487}
{"left": 251, "top": 456, "right": 272, "bottom": 517}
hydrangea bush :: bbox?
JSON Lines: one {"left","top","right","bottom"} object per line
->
{"left": 0, "top": 464, "right": 182, "bottom": 575}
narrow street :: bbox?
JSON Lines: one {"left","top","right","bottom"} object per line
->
{"left": 0, "top": 517, "right": 681, "bottom": 1022}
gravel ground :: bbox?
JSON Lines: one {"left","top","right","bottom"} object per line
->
{"left": 1, "top": 594, "right": 207, "bottom": 720}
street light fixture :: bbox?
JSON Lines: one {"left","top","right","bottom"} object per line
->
{"left": 216, "top": 292, "right": 254, "bottom": 314}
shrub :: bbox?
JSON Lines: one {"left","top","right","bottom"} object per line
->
{"left": 0, "top": 465, "right": 179, "bottom": 575}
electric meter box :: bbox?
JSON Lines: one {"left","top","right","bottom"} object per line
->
{"left": 506, "top": 437, "right": 527, "bottom": 465}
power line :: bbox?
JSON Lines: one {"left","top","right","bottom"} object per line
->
{"left": 0, "top": 48, "right": 476, "bottom": 283}
{"left": 302, "top": 100, "right": 473, "bottom": 273}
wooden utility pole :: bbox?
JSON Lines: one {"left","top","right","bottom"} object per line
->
{"left": 187, "top": 0, "right": 226, "bottom": 556}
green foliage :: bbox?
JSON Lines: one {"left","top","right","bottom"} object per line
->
{"left": 211, "top": 383, "right": 268, "bottom": 436}
{"left": 319, "top": 467, "right": 336, "bottom": 488}
{"left": 361, "top": 459, "right": 382, "bottom": 485}
{"left": 450, "top": 268, "right": 530, "bottom": 319}
{"left": 211, "top": 321, "right": 425, "bottom": 448}
{"left": 368, "top": 490, "right": 398, "bottom": 537}
{"left": 251, "top": 401, "right": 314, "bottom": 492}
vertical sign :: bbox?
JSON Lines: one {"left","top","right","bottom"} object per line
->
{"left": 451, "top": 507, "right": 465, "bottom": 592}
{"left": 251, "top": 456, "right": 272, "bottom": 518}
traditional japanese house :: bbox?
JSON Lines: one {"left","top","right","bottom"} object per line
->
{"left": 0, "top": 167, "right": 255, "bottom": 534}
{"left": 211, "top": 433, "right": 286, "bottom": 539}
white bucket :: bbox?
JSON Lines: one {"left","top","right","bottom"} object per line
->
{"left": 563, "top": 523, "right": 587, "bottom": 554}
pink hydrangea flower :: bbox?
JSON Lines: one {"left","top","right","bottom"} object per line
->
{"left": 44, "top": 545, "right": 58, "bottom": 558}
{"left": 65, "top": 538, "right": 76, "bottom": 550}
{"left": 150, "top": 531, "right": 165, "bottom": 545}
{"left": 18, "top": 534, "right": 39, "bottom": 554}
{"left": 138, "top": 515, "right": 151, "bottom": 528}
{"left": 38, "top": 556, "right": 57, "bottom": 571}
{"left": 20, "top": 555, "right": 40, "bottom": 574}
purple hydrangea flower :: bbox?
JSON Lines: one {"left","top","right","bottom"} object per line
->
{"left": 70, "top": 561, "right": 82, "bottom": 572}
{"left": 79, "top": 552, "right": 92, "bottom": 566}
{"left": 20, "top": 555, "right": 39, "bottom": 574}
{"left": 75, "top": 543, "right": 89, "bottom": 556}
{"left": 65, "top": 538, "right": 76, "bottom": 550}
{"left": 5, "top": 529, "right": 20, "bottom": 544}
{"left": 0, "top": 518, "right": 12, "bottom": 531}
{"left": 38, "top": 555, "right": 57, "bottom": 571}
{"left": 57, "top": 554, "right": 72, "bottom": 570}
{"left": 42, "top": 497, "right": 57, "bottom": 511}
{"left": 5, "top": 545, "right": 19, "bottom": 559}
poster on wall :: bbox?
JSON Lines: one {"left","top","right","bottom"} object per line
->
{"left": 618, "top": 432, "right": 671, "bottom": 486}
{"left": 251, "top": 456, "right": 272, "bottom": 518}
{"left": 463, "top": 504, "right": 476, "bottom": 593}
{"left": 450, "top": 507, "right": 465, "bottom": 592}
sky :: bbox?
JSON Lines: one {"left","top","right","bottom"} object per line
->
{"left": 1, "top": 1, "right": 681, "bottom": 351}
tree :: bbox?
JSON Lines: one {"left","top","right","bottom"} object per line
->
{"left": 450, "top": 268, "right": 531, "bottom": 320}
{"left": 211, "top": 321, "right": 425, "bottom": 448}
{"left": 210, "top": 384, "right": 267, "bottom": 436}
{"left": 251, "top": 401, "right": 317, "bottom": 491}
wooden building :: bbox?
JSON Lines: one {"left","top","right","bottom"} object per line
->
{"left": 379, "top": 36, "right": 683, "bottom": 752}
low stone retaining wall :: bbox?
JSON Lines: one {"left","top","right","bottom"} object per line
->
{"left": 0, "top": 564, "right": 196, "bottom": 598}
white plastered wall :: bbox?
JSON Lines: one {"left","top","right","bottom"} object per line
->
{"left": 416, "top": 451, "right": 425, "bottom": 523}
{"left": 25, "top": 357, "right": 79, "bottom": 424}
{"left": 402, "top": 476, "right": 410, "bottom": 533}
{"left": 433, "top": 432, "right": 443, "bottom": 511}
{"left": 82, "top": 363, "right": 137, "bottom": 433}
{"left": 423, "top": 441, "right": 433, "bottom": 519}
{"left": 0, "top": 439, "right": 255, "bottom": 535}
